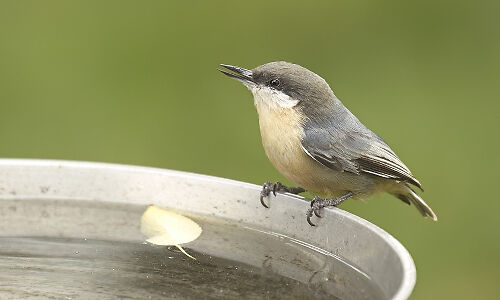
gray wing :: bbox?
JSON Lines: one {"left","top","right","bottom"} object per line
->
{"left": 301, "top": 103, "right": 423, "bottom": 190}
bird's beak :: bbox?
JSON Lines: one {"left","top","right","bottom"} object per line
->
{"left": 218, "top": 64, "right": 254, "bottom": 86}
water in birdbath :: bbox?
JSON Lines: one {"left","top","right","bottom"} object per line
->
{"left": 0, "top": 199, "right": 386, "bottom": 300}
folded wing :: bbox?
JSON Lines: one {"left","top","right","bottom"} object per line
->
{"left": 301, "top": 104, "right": 422, "bottom": 190}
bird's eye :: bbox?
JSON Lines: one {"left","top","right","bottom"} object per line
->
{"left": 269, "top": 79, "right": 280, "bottom": 87}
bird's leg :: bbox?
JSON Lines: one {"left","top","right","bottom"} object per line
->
{"left": 306, "top": 192, "right": 354, "bottom": 226}
{"left": 260, "top": 181, "right": 306, "bottom": 208}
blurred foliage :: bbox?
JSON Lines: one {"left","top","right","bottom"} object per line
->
{"left": 0, "top": 1, "right": 498, "bottom": 299}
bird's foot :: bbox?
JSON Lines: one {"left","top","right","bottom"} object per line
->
{"left": 260, "top": 181, "right": 305, "bottom": 208}
{"left": 306, "top": 192, "right": 354, "bottom": 226}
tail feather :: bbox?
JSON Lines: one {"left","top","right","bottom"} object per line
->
{"left": 395, "top": 184, "right": 437, "bottom": 221}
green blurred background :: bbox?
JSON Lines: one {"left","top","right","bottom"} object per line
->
{"left": 0, "top": 1, "right": 498, "bottom": 298}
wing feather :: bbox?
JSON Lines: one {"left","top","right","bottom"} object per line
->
{"left": 301, "top": 102, "right": 423, "bottom": 190}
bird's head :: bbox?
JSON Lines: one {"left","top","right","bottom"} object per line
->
{"left": 219, "top": 61, "right": 336, "bottom": 114}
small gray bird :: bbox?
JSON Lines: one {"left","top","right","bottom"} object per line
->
{"left": 219, "top": 61, "right": 437, "bottom": 225}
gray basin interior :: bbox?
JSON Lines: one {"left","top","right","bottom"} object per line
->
{"left": 0, "top": 159, "right": 415, "bottom": 299}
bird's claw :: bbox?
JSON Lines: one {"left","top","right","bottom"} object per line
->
{"left": 306, "top": 211, "right": 316, "bottom": 226}
{"left": 305, "top": 192, "right": 353, "bottom": 226}
{"left": 260, "top": 181, "right": 305, "bottom": 208}
{"left": 260, "top": 181, "right": 273, "bottom": 208}
{"left": 306, "top": 196, "right": 323, "bottom": 226}
{"left": 310, "top": 196, "right": 324, "bottom": 218}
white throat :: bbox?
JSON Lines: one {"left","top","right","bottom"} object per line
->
{"left": 249, "top": 85, "right": 300, "bottom": 109}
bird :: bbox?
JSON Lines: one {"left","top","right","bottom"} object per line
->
{"left": 218, "top": 61, "right": 437, "bottom": 225}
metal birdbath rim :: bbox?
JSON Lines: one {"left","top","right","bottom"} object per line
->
{"left": 0, "top": 159, "right": 416, "bottom": 300}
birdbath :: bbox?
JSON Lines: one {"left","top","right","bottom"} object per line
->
{"left": 0, "top": 159, "right": 415, "bottom": 299}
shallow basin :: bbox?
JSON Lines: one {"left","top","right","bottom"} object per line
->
{"left": 0, "top": 159, "right": 415, "bottom": 299}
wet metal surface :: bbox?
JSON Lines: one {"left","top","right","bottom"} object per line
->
{"left": 0, "top": 199, "right": 384, "bottom": 299}
{"left": 0, "top": 159, "right": 415, "bottom": 299}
